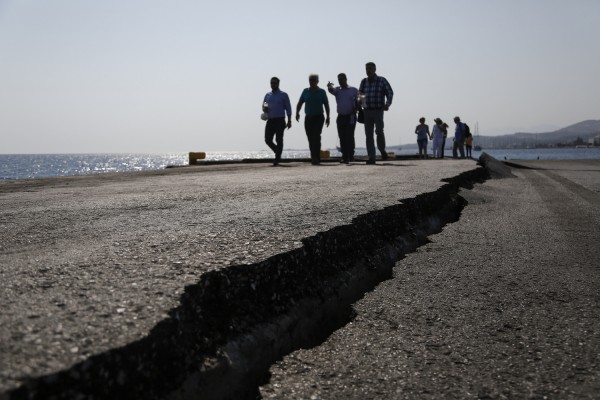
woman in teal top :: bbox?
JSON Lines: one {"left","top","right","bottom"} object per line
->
{"left": 415, "top": 117, "right": 431, "bottom": 159}
{"left": 296, "top": 74, "right": 331, "bottom": 165}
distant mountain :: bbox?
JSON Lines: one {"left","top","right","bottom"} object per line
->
{"left": 474, "top": 120, "right": 600, "bottom": 149}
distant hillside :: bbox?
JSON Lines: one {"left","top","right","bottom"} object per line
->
{"left": 475, "top": 120, "right": 600, "bottom": 149}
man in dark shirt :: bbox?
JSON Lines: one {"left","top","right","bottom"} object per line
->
{"left": 453, "top": 116, "right": 466, "bottom": 159}
{"left": 359, "top": 62, "right": 394, "bottom": 164}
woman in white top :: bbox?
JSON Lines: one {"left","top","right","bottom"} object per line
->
{"left": 431, "top": 118, "right": 445, "bottom": 158}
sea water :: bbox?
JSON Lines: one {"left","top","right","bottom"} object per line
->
{"left": 0, "top": 151, "right": 309, "bottom": 180}
{"left": 1, "top": 148, "right": 599, "bottom": 180}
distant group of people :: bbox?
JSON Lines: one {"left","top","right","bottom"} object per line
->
{"left": 414, "top": 116, "right": 474, "bottom": 159}
{"left": 261, "top": 62, "right": 393, "bottom": 166}
{"left": 262, "top": 62, "right": 475, "bottom": 165}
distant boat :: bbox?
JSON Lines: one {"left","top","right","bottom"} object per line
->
{"left": 474, "top": 121, "right": 481, "bottom": 151}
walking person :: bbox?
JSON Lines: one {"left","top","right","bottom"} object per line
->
{"left": 440, "top": 121, "right": 449, "bottom": 158}
{"left": 415, "top": 117, "right": 431, "bottom": 159}
{"left": 327, "top": 73, "right": 359, "bottom": 164}
{"left": 453, "top": 116, "right": 466, "bottom": 159}
{"left": 262, "top": 77, "right": 292, "bottom": 166}
{"left": 296, "top": 74, "right": 330, "bottom": 165}
{"left": 465, "top": 131, "right": 473, "bottom": 159}
{"left": 358, "top": 62, "right": 394, "bottom": 164}
{"left": 431, "top": 118, "right": 444, "bottom": 158}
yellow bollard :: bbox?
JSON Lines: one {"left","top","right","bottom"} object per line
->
{"left": 320, "top": 150, "right": 331, "bottom": 160}
{"left": 189, "top": 152, "right": 206, "bottom": 165}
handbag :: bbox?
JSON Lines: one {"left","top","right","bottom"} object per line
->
{"left": 357, "top": 108, "right": 364, "bottom": 124}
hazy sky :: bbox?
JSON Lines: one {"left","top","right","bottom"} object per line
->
{"left": 1, "top": 0, "right": 598, "bottom": 154}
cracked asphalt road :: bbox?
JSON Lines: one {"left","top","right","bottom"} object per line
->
{"left": 0, "top": 159, "right": 477, "bottom": 394}
{"left": 260, "top": 160, "right": 600, "bottom": 399}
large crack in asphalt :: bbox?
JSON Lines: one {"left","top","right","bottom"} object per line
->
{"left": 6, "top": 163, "right": 492, "bottom": 400}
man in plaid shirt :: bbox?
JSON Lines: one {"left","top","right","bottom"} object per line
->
{"left": 359, "top": 62, "right": 394, "bottom": 164}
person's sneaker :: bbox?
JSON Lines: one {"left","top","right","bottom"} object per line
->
{"left": 366, "top": 160, "right": 376, "bottom": 165}
{"left": 381, "top": 151, "right": 388, "bottom": 161}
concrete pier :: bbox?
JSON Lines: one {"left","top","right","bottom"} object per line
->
{"left": 1, "top": 157, "right": 598, "bottom": 399}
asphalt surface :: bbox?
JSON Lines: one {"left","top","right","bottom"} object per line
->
{"left": 0, "top": 158, "right": 478, "bottom": 395}
{"left": 2, "top": 158, "right": 598, "bottom": 399}
{"left": 260, "top": 159, "right": 600, "bottom": 399}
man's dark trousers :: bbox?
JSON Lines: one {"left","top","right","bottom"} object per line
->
{"left": 265, "top": 117, "right": 286, "bottom": 163}
{"left": 337, "top": 114, "right": 355, "bottom": 163}
{"left": 304, "top": 114, "right": 325, "bottom": 164}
